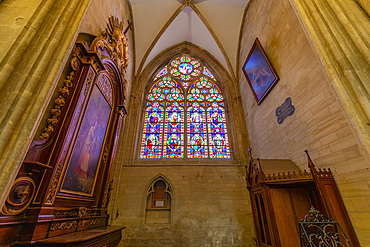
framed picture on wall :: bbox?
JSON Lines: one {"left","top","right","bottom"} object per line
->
{"left": 242, "top": 38, "right": 279, "bottom": 105}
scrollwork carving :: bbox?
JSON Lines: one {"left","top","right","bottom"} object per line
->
{"left": 78, "top": 207, "right": 88, "bottom": 217}
{"left": 102, "top": 179, "right": 113, "bottom": 208}
{"left": 45, "top": 162, "right": 64, "bottom": 205}
{"left": 84, "top": 69, "right": 94, "bottom": 96}
{"left": 78, "top": 218, "right": 102, "bottom": 227}
{"left": 71, "top": 54, "right": 80, "bottom": 71}
{"left": 101, "top": 144, "right": 110, "bottom": 166}
{"left": 49, "top": 220, "right": 78, "bottom": 231}
{"left": 299, "top": 207, "right": 353, "bottom": 247}
{"left": 90, "top": 16, "right": 128, "bottom": 76}
{"left": 54, "top": 209, "right": 79, "bottom": 218}
{"left": 96, "top": 73, "right": 113, "bottom": 106}
{"left": 1, "top": 177, "right": 36, "bottom": 215}
{"left": 38, "top": 66, "right": 77, "bottom": 140}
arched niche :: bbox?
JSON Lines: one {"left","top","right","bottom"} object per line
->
{"left": 144, "top": 175, "right": 173, "bottom": 225}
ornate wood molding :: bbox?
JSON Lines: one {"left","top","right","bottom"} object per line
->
{"left": 1, "top": 177, "right": 36, "bottom": 215}
{"left": 38, "top": 56, "right": 79, "bottom": 140}
{"left": 45, "top": 162, "right": 64, "bottom": 205}
{"left": 50, "top": 220, "right": 78, "bottom": 232}
{"left": 265, "top": 170, "right": 312, "bottom": 182}
{"left": 91, "top": 16, "right": 129, "bottom": 76}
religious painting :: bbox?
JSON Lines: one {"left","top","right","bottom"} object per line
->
{"left": 242, "top": 38, "right": 279, "bottom": 104}
{"left": 61, "top": 84, "right": 111, "bottom": 196}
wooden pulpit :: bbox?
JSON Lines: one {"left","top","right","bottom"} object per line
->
{"left": 246, "top": 148, "right": 360, "bottom": 247}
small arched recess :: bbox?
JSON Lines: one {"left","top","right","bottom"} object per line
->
{"left": 144, "top": 175, "right": 173, "bottom": 224}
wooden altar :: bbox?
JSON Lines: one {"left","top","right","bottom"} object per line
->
{"left": 245, "top": 148, "right": 360, "bottom": 247}
{"left": 0, "top": 17, "right": 128, "bottom": 246}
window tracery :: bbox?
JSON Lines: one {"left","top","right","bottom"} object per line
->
{"left": 140, "top": 55, "right": 230, "bottom": 159}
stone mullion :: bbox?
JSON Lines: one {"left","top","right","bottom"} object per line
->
{"left": 0, "top": 0, "right": 91, "bottom": 207}
{"left": 290, "top": 0, "right": 370, "bottom": 155}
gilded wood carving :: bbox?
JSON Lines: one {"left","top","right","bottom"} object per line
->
{"left": 38, "top": 56, "right": 79, "bottom": 140}
{"left": 91, "top": 16, "right": 129, "bottom": 76}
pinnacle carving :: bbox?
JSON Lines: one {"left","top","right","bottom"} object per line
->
{"left": 91, "top": 16, "right": 129, "bottom": 76}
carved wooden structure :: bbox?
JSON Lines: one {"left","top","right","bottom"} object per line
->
{"left": 246, "top": 148, "right": 360, "bottom": 247}
{"left": 0, "top": 17, "right": 128, "bottom": 246}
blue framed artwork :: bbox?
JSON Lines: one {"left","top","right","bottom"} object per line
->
{"left": 242, "top": 38, "right": 279, "bottom": 104}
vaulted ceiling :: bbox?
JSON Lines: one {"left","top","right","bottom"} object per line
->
{"left": 129, "top": 0, "right": 250, "bottom": 79}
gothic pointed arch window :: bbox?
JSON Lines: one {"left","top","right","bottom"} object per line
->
{"left": 140, "top": 55, "right": 230, "bottom": 159}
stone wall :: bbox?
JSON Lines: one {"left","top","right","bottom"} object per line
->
{"left": 238, "top": 0, "right": 370, "bottom": 245}
{"left": 108, "top": 41, "right": 253, "bottom": 246}
{"left": 111, "top": 165, "right": 255, "bottom": 247}
{"left": 0, "top": 0, "right": 43, "bottom": 63}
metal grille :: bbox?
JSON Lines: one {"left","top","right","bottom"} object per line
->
{"left": 299, "top": 206, "right": 353, "bottom": 247}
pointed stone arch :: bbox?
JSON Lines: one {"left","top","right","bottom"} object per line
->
{"left": 144, "top": 174, "right": 174, "bottom": 225}
{"left": 122, "top": 41, "right": 249, "bottom": 164}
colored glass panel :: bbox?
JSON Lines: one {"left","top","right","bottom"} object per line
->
{"left": 180, "top": 74, "right": 192, "bottom": 81}
{"left": 158, "top": 77, "right": 175, "bottom": 88}
{"left": 206, "top": 94, "right": 223, "bottom": 102}
{"left": 196, "top": 77, "right": 212, "bottom": 88}
{"left": 171, "top": 69, "right": 180, "bottom": 76}
{"left": 171, "top": 60, "right": 180, "bottom": 67}
{"left": 155, "top": 66, "right": 167, "bottom": 79}
{"left": 163, "top": 102, "right": 184, "bottom": 158}
{"left": 147, "top": 87, "right": 164, "bottom": 101}
{"left": 190, "top": 60, "right": 200, "bottom": 68}
{"left": 191, "top": 69, "right": 200, "bottom": 76}
{"left": 207, "top": 103, "right": 230, "bottom": 158}
{"left": 178, "top": 62, "right": 193, "bottom": 74}
{"left": 140, "top": 102, "right": 164, "bottom": 158}
{"left": 171, "top": 88, "right": 181, "bottom": 94}
{"left": 180, "top": 56, "right": 191, "bottom": 62}
{"left": 203, "top": 66, "right": 216, "bottom": 81}
{"left": 187, "top": 103, "right": 207, "bottom": 158}
{"left": 167, "top": 93, "right": 184, "bottom": 101}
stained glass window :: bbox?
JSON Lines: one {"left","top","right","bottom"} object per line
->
{"left": 140, "top": 55, "right": 230, "bottom": 159}
{"left": 163, "top": 102, "right": 184, "bottom": 158}
{"left": 207, "top": 103, "right": 230, "bottom": 158}
{"left": 187, "top": 102, "right": 207, "bottom": 158}
{"left": 140, "top": 102, "right": 164, "bottom": 158}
